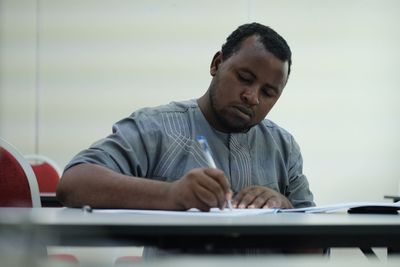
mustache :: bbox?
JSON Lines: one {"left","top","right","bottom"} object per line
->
{"left": 234, "top": 105, "right": 254, "bottom": 117}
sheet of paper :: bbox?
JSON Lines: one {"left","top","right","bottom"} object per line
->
{"left": 93, "top": 207, "right": 277, "bottom": 216}
{"left": 90, "top": 201, "right": 400, "bottom": 215}
{"left": 281, "top": 201, "right": 400, "bottom": 213}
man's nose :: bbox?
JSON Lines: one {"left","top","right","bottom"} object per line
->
{"left": 241, "top": 87, "right": 260, "bottom": 105}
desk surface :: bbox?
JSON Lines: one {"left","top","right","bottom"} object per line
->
{"left": 136, "top": 256, "right": 400, "bottom": 267}
{"left": 1, "top": 207, "right": 399, "bottom": 250}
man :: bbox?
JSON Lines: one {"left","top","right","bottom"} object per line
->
{"left": 58, "top": 21, "right": 314, "bottom": 234}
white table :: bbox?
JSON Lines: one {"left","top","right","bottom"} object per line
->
{"left": 0, "top": 207, "right": 399, "bottom": 251}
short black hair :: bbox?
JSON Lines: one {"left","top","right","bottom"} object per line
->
{"left": 221, "top": 22, "right": 292, "bottom": 76}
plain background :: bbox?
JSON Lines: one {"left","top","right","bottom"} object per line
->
{"left": 1, "top": 0, "right": 400, "bottom": 205}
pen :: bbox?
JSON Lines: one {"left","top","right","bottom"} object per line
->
{"left": 196, "top": 135, "right": 233, "bottom": 210}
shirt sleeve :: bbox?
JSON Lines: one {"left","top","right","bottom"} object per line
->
{"left": 64, "top": 112, "right": 159, "bottom": 178}
{"left": 286, "top": 136, "right": 315, "bottom": 208}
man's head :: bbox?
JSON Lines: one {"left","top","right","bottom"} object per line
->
{"left": 221, "top": 22, "right": 292, "bottom": 77}
{"left": 198, "top": 23, "right": 292, "bottom": 133}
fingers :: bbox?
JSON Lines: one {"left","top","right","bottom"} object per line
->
{"left": 203, "top": 168, "right": 231, "bottom": 196}
{"left": 262, "top": 196, "right": 293, "bottom": 209}
{"left": 173, "top": 168, "right": 231, "bottom": 211}
{"left": 194, "top": 183, "right": 222, "bottom": 210}
{"left": 201, "top": 168, "right": 231, "bottom": 209}
{"left": 233, "top": 186, "right": 293, "bottom": 209}
{"left": 172, "top": 170, "right": 293, "bottom": 211}
{"left": 233, "top": 187, "right": 261, "bottom": 209}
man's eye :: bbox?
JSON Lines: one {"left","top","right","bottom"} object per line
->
{"left": 262, "top": 89, "right": 276, "bottom": 98}
{"left": 238, "top": 74, "right": 252, "bottom": 83}
{"left": 262, "top": 90, "right": 271, "bottom": 97}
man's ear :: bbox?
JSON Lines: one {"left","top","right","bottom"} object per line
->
{"left": 210, "top": 51, "right": 223, "bottom": 76}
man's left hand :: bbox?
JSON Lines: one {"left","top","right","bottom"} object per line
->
{"left": 232, "top": 186, "right": 293, "bottom": 209}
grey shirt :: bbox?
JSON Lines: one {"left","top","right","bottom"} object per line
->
{"left": 66, "top": 99, "right": 314, "bottom": 208}
{"left": 66, "top": 99, "right": 315, "bottom": 256}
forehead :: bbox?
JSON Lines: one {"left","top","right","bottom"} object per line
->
{"left": 224, "top": 36, "right": 289, "bottom": 89}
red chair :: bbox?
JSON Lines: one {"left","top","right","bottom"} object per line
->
{"left": 0, "top": 138, "right": 79, "bottom": 264}
{"left": 114, "top": 255, "right": 142, "bottom": 265}
{"left": 25, "top": 154, "right": 62, "bottom": 193}
{"left": 0, "top": 138, "right": 40, "bottom": 207}
{"left": 48, "top": 253, "right": 80, "bottom": 264}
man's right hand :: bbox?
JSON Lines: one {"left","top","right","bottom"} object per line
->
{"left": 168, "top": 168, "right": 231, "bottom": 211}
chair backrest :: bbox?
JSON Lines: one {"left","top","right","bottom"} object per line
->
{"left": 0, "top": 138, "right": 41, "bottom": 207}
{"left": 25, "top": 154, "right": 62, "bottom": 193}
{"left": 0, "top": 140, "right": 79, "bottom": 263}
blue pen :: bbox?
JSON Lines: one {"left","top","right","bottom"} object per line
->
{"left": 197, "top": 135, "right": 233, "bottom": 210}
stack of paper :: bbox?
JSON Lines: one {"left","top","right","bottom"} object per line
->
{"left": 92, "top": 201, "right": 400, "bottom": 216}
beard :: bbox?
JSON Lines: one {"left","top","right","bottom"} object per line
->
{"left": 208, "top": 76, "right": 253, "bottom": 133}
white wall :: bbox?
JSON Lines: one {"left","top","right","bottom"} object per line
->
{"left": 1, "top": 0, "right": 400, "bottom": 205}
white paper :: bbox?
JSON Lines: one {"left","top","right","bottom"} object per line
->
{"left": 93, "top": 207, "right": 277, "bottom": 216}
{"left": 281, "top": 201, "right": 400, "bottom": 213}
{"left": 91, "top": 201, "right": 400, "bottom": 216}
